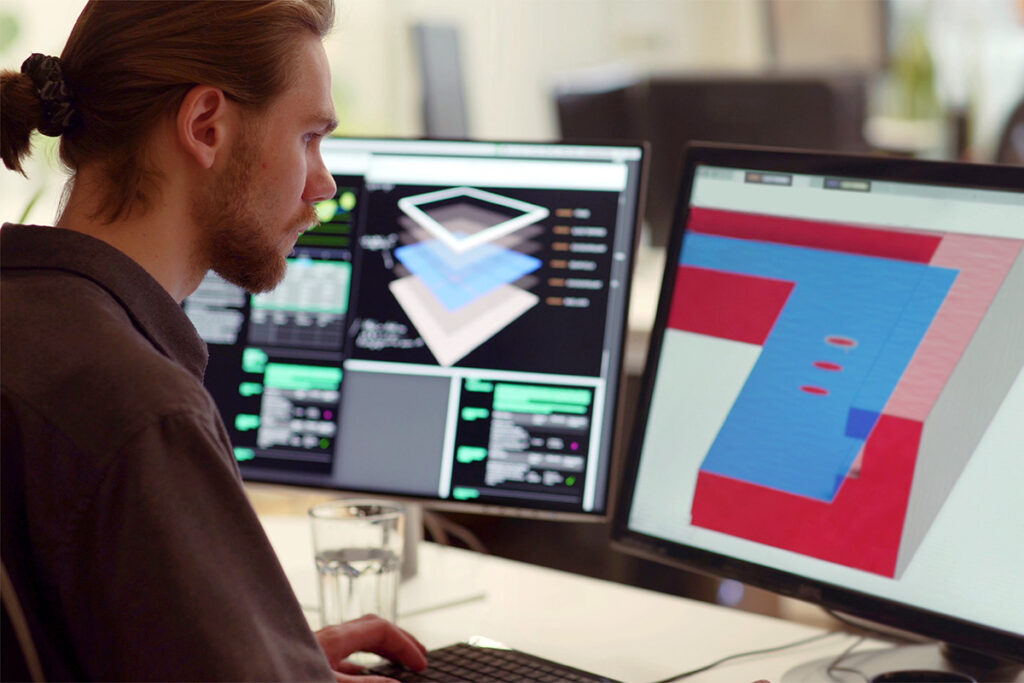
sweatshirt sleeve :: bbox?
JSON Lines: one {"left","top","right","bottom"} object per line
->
{"left": 57, "top": 410, "right": 335, "bottom": 682}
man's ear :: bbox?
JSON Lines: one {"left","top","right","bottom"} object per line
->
{"left": 177, "top": 85, "right": 232, "bottom": 170}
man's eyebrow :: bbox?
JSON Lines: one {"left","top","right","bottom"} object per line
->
{"left": 311, "top": 113, "right": 338, "bottom": 135}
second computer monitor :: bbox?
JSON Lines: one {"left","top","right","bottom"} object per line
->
{"left": 186, "top": 138, "right": 646, "bottom": 520}
{"left": 614, "top": 143, "right": 1024, "bottom": 664}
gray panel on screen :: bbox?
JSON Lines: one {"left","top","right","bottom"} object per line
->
{"left": 895, "top": 250, "right": 1024, "bottom": 577}
{"left": 334, "top": 369, "right": 451, "bottom": 496}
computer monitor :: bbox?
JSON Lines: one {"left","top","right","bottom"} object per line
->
{"left": 185, "top": 137, "right": 646, "bottom": 521}
{"left": 612, "top": 143, "right": 1024, "bottom": 675}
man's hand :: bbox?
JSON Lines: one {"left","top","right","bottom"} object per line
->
{"left": 315, "top": 614, "right": 429, "bottom": 682}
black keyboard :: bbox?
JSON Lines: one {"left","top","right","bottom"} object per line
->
{"left": 369, "top": 642, "right": 621, "bottom": 682}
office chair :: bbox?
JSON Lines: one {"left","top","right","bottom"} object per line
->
{"left": 554, "top": 72, "right": 645, "bottom": 142}
{"left": 554, "top": 71, "right": 870, "bottom": 246}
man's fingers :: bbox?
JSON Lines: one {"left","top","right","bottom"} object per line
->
{"left": 317, "top": 614, "right": 429, "bottom": 672}
{"left": 331, "top": 660, "right": 366, "bottom": 675}
{"left": 334, "top": 671, "right": 402, "bottom": 683}
{"left": 344, "top": 614, "right": 427, "bottom": 656}
{"left": 336, "top": 676, "right": 400, "bottom": 683}
{"left": 395, "top": 622, "right": 429, "bottom": 657}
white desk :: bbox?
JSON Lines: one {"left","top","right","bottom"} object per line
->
{"left": 259, "top": 514, "right": 889, "bottom": 683}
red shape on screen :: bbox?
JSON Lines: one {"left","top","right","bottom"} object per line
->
{"left": 826, "top": 335, "right": 858, "bottom": 349}
{"left": 687, "top": 207, "right": 943, "bottom": 263}
{"left": 667, "top": 266, "right": 795, "bottom": 345}
{"left": 691, "top": 414, "right": 921, "bottom": 577}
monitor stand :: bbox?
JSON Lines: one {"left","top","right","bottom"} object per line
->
{"left": 782, "top": 642, "right": 1023, "bottom": 682}
{"left": 400, "top": 501, "right": 423, "bottom": 581}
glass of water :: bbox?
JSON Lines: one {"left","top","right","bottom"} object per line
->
{"left": 309, "top": 498, "right": 404, "bottom": 627}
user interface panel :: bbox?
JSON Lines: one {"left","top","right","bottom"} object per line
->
{"left": 186, "top": 138, "right": 645, "bottom": 517}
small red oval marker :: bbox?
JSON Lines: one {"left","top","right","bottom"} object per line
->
{"left": 801, "top": 385, "right": 829, "bottom": 395}
{"left": 814, "top": 361, "right": 843, "bottom": 371}
{"left": 825, "top": 335, "right": 857, "bottom": 348}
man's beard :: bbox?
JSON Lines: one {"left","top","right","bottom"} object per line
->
{"left": 191, "top": 134, "right": 317, "bottom": 293}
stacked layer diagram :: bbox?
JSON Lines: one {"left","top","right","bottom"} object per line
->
{"left": 389, "top": 186, "right": 549, "bottom": 366}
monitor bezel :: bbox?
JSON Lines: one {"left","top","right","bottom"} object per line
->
{"left": 235, "top": 135, "right": 650, "bottom": 523}
{"left": 610, "top": 142, "right": 1024, "bottom": 660}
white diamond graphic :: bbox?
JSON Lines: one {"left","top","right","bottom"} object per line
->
{"left": 397, "top": 186, "right": 549, "bottom": 254}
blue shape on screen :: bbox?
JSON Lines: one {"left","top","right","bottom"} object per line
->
{"left": 395, "top": 239, "right": 542, "bottom": 311}
{"left": 685, "top": 234, "right": 957, "bottom": 502}
{"left": 845, "top": 408, "right": 880, "bottom": 439}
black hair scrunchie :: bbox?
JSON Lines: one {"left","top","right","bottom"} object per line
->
{"left": 20, "top": 53, "right": 77, "bottom": 137}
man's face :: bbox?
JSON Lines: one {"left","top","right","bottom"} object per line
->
{"left": 193, "top": 35, "right": 337, "bottom": 293}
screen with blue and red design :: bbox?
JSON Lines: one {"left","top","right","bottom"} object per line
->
{"left": 625, "top": 161, "right": 1024, "bottom": 641}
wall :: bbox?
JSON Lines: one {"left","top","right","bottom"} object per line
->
{"left": 0, "top": 0, "right": 766, "bottom": 225}
{"left": 0, "top": 0, "right": 85, "bottom": 226}
{"left": 4, "top": 0, "right": 1024, "bottom": 228}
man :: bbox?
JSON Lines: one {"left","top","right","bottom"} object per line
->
{"left": 1, "top": 1, "right": 427, "bottom": 680}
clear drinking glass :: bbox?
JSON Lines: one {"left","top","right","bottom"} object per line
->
{"left": 309, "top": 498, "right": 405, "bottom": 627}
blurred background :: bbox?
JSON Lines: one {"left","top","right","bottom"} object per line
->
{"left": 3, "top": 0, "right": 1023, "bottom": 624}
{"left": 2, "top": 0, "right": 1023, "bottom": 228}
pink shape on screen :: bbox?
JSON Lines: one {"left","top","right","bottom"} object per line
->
{"left": 885, "top": 234, "right": 1024, "bottom": 421}
{"left": 801, "top": 385, "right": 829, "bottom": 395}
{"left": 814, "top": 361, "right": 843, "bottom": 371}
